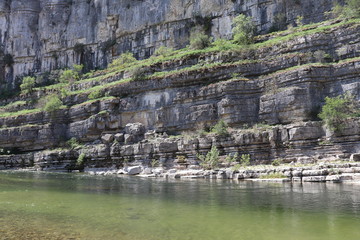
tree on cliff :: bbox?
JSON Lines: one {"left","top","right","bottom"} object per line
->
{"left": 232, "top": 14, "right": 257, "bottom": 45}
{"left": 20, "top": 76, "right": 36, "bottom": 95}
{"left": 318, "top": 93, "right": 359, "bottom": 132}
{"left": 43, "top": 95, "right": 64, "bottom": 113}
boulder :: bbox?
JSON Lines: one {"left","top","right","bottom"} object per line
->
{"left": 126, "top": 166, "right": 142, "bottom": 175}
{"left": 101, "top": 134, "right": 114, "bottom": 144}
{"left": 350, "top": 153, "right": 360, "bottom": 162}
{"left": 125, "top": 123, "right": 146, "bottom": 136}
{"left": 114, "top": 133, "right": 125, "bottom": 142}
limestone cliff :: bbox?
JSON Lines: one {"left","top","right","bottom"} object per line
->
{"left": 0, "top": 0, "right": 336, "bottom": 89}
{"left": 1, "top": 0, "right": 360, "bottom": 173}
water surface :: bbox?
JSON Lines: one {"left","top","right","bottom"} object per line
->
{"left": 0, "top": 171, "right": 360, "bottom": 240}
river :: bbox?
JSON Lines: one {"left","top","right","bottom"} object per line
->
{"left": 0, "top": 171, "right": 360, "bottom": 240}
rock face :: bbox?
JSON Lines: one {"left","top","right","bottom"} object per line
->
{"left": 1, "top": 2, "right": 360, "bottom": 172}
{"left": 0, "top": 0, "right": 336, "bottom": 89}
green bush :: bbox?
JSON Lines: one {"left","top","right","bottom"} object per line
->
{"left": 153, "top": 46, "right": 174, "bottom": 57}
{"left": 189, "top": 29, "right": 212, "bottom": 50}
{"left": 67, "top": 137, "right": 81, "bottom": 149}
{"left": 60, "top": 87, "right": 70, "bottom": 99}
{"left": 151, "top": 159, "right": 159, "bottom": 168}
{"left": 318, "top": 94, "right": 358, "bottom": 132}
{"left": 20, "top": 76, "right": 36, "bottom": 94}
{"left": 88, "top": 88, "right": 104, "bottom": 100}
{"left": 43, "top": 95, "right": 64, "bottom": 113}
{"left": 232, "top": 14, "right": 257, "bottom": 45}
{"left": 211, "top": 39, "right": 236, "bottom": 51}
{"left": 225, "top": 153, "right": 239, "bottom": 167}
{"left": 110, "top": 52, "right": 136, "bottom": 68}
{"left": 130, "top": 66, "right": 149, "bottom": 81}
{"left": 59, "top": 69, "right": 79, "bottom": 83}
{"left": 73, "top": 64, "right": 83, "bottom": 76}
{"left": 211, "top": 119, "right": 229, "bottom": 136}
{"left": 240, "top": 154, "right": 251, "bottom": 166}
{"left": 330, "top": 0, "right": 360, "bottom": 18}
{"left": 272, "top": 159, "right": 283, "bottom": 166}
{"left": 197, "top": 146, "right": 220, "bottom": 170}
{"left": 76, "top": 153, "right": 86, "bottom": 167}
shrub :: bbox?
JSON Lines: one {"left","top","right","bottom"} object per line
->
{"left": 67, "top": 137, "right": 81, "bottom": 149}
{"left": 240, "top": 154, "right": 251, "bottom": 166}
{"left": 232, "top": 14, "right": 257, "bottom": 44}
{"left": 225, "top": 153, "right": 239, "bottom": 167}
{"left": 197, "top": 146, "right": 220, "bottom": 170}
{"left": 73, "top": 64, "right": 83, "bottom": 76}
{"left": 20, "top": 76, "right": 36, "bottom": 94}
{"left": 76, "top": 153, "right": 86, "bottom": 167}
{"left": 295, "top": 15, "right": 304, "bottom": 27}
{"left": 43, "top": 95, "right": 64, "bottom": 113}
{"left": 231, "top": 163, "right": 242, "bottom": 171}
{"left": 211, "top": 39, "right": 236, "bottom": 51}
{"left": 330, "top": 0, "right": 360, "bottom": 18}
{"left": 318, "top": 94, "right": 358, "bottom": 132}
{"left": 176, "top": 155, "right": 187, "bottom": 163}
{"left": 110, "top": 52, "right": 136, "bottom": 68}
{"left": 60, "top": 87, "right": 70, "bottom": 99}
{"left": 130, "top": 66, "right": 149, "bottom": 81}
{"left": 153, "top": 46, "right": 174, "bottom": 57}
{"left": 210, "top": 119, "right": 229, "bottom": 136}
{"left": 189, "top": 29, "right": 212, "bottom": 50}
{"left": 59, "top": 69, "right": 79, "bottom": 83}
{"left": 272, "top": 159, "right": 283, "bottom": 166}
{"left": 88, "top": 88, "right": 104, "bottom": 100}
{"left": 150, "top": 159, "right": 159, "bottom": 168}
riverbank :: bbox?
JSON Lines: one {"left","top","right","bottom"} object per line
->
{"left": 66, "top": 160, "right": 360, "bottom": 183}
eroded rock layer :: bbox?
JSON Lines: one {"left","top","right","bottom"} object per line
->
{"left": 1, "top": 2, "right": 360, "bottom": 172}
{"left": 0, "top": 0, "right": 336, "bottom": 88}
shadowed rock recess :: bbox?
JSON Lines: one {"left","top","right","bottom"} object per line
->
{"left": 1, "top": 0, "right": 360, "bottom": 182}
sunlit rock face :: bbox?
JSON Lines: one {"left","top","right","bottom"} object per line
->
{"left": 0, "top": 0, "right": 336, "bottom": 89}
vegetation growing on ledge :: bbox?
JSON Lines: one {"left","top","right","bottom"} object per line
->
{"left": 0, "top": 7, "right": 359, "bottom": 123}
{"left": 318, "top": 93, "right": 360, "bottom": 132}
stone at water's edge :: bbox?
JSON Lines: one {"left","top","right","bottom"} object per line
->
{"left": 126, "top": 166, "right": 142, "bottom": 175}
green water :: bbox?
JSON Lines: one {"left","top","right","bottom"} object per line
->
{"left": 0, "top": 172, "right": 360, "bottom": 240}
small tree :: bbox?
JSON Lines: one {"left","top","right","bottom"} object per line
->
{"left": 240, "top": 154, "right": 251, "bottom": 166}
{"left": 73, "top": 64, "right": 83, "bottom": 76}
{"left": 20, "top": 76, "right": 36, "bottom": 94}
{"left": 197, "top": 146, "right": 220, "bottom": 170}
{"left": 189, "top": 29, "right": 212, "bottom": 50}
{"left": 225, "top": 153, "right": 239, "bottom": 167}
{"left": 232, "top": 14, "right": 257, "bottom": 45}
{"left": 211, "top": 119, "right": 229, "bottom": 136}
{"left": 59, "top": 69, "right": 78, "bottom": 83}
{"left": 43, "top": 95, "right": 63, "bottom": 113}
{"left": 318, "top": 94, "right": 358, "bottom": 132}
{"left": 330, "top": 0, "right": 360, "bottom": 19}
{"left": 130, "top": 66, "right": 150, "bottom": 81}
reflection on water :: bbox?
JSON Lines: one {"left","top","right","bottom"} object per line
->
{"left": 0, "top": 171, "right": 360, "bottom": 240}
